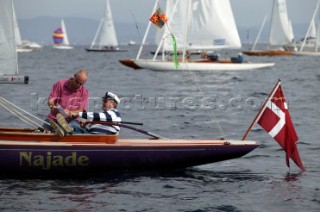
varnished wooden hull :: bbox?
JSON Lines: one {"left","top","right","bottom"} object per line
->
{"left": 242, "top": 50, "right": 293, "bottom": 56}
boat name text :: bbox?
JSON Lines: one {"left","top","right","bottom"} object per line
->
{"left": 19, "top": 152, "right": 89, "bottom": 170}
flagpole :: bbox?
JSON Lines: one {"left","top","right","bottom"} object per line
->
{"left": 136, "top": 1, "right": 158, "bottom": 60}
{"left": 242, "top": 79, "right": 281, "bottom": 141}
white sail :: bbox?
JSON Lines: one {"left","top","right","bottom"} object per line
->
{"left": 100, "top": 0, "right": 118, "bottom": 46}
{"left": 269, "top": 0, "right": 293, "bottom": 45}
{"left": 61, "top": 19, "right": 70, "bottom": 45}
{"left": 163, "top": 0, "right": 241, "bottom": 51}
{"left": 162, "top": 0, "right": 187, "bottom": 51}
{"left": 90, "top": 0, "right": 118, "bottom": 49}
{"left": 12, "top": 3, "right": 22, "bottom": 47}
{"left": 0, "top": 0, "right": 18, "bottom": 75}
{"left": 308, "top": 18, "right": 317, "bottom": 39}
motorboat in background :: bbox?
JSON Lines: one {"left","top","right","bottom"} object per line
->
{"left": 128, "top": 40, "right": 136, "bottom": 46}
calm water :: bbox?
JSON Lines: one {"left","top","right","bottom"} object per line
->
{"left": 0, "top": 45, "right": 319, "bottom": 211}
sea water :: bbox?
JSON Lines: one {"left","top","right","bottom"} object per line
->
{"left": 0, "top": 45, "right": 319, "bottom": 211}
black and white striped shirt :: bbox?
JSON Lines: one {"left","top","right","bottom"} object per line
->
{"left": 79, "top": 110, "right": 121, "bottom": 134}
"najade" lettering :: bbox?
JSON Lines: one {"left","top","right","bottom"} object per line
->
{"left": 19, "top": 152, "right": 89, "bottom": 170}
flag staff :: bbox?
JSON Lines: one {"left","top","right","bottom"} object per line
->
{"left": 242, "top": 79, "right": 281, "bottom": 141}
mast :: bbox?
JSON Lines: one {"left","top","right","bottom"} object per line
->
{"left": 136, "top": 1, "right": 158, "bottom": 60}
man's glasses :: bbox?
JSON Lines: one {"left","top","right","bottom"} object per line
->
{"left": 74, "top": 78, "right": 85, "bottom": 86}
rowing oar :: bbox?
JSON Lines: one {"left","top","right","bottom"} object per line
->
{"left": 88, "top": 121, "right": 166, "bottom": 139}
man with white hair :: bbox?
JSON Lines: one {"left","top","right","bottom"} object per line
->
{"left": 73, "top": 91, "right": 121, "bottom": 134}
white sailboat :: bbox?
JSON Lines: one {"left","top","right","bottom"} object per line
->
{"left": 86, "top": 0, "right": 126, "bottom": 52}
{"left": 120, "top": 0, "right": 274, "bottom": 72}
{"left": 12, "top": 2, "right": 42, "bottom": 52}
{"left": 293, "top": 0, "right": 320, "bottom": 56}
{"left": 12, "top": 3, "right": 33, "bottom": 53}
{"left": 243, "top": 0, "right": 295, "bottom": 56}
{"left": 52, "top": 19, "right": 73, "bottom": 50}
{"left": 0, "top": 0, "right": 29, "bottom": 84}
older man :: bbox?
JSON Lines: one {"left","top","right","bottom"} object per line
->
{"left": 44, "top": 69, "right": 89, "bottom": 136}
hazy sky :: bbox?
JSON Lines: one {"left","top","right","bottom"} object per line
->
{"left": 14, "top": 0, "right": 318, "bottom": 27}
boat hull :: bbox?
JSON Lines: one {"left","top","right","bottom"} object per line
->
{"left": 121, "top": 59, "right": 274, "bottom": 71}
{"left": 86, "top": 48, "right": 127, "bottom": 52}
{"left": 53, "top": 45, "right": 73, "bottom": 50}
{"left": 292, "top": 51, "right": 320, "bottom": 56}
{"left": 0, "top": 130, "right": 258, "bottom": 175}
{"left": 242, "top": 50, "right": 293, "bottom": 56}
{"left": 119, "top": 59, "right": 143, "bottom": 69}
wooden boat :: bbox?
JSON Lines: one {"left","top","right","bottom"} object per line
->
{"left": 0, "top": 126, "right": 258, "bottom": 175}
{"left": 242, "top": 0, "right": 295, "bottom": 57}
{"left": 119, "top": 0, "right": 274, "bottom": 72}
{"left": 242, "top": 50, "right": 293, "bottom": 56}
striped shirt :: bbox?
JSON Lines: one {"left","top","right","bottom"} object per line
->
{"left": 79, "top": 110, "right": 121, "bottom": 134}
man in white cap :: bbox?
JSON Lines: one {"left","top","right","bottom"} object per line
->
{"left": 72, "top": 92, "right": 121, "bottom": 134}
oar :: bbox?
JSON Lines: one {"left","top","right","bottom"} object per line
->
{"left": 88, "top": 121, "right": 143, "bottom": 126}
{"left": 117, "top": 121, "right": 143, "bottom": 126}
{"left": 88, "top": 121, "right": 166, "bottom": 139}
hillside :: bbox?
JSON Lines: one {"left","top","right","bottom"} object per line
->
{"left": 18, "top": 17, "right": 310, "bottom": 46}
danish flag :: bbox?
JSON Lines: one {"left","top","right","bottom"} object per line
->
{"left": 243, "top": 80, "right": 305, "bottom": 171}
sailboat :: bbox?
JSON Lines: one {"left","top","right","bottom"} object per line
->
{"left": 86, "top": 0, "right": 126, "bottom": 52}
{"left": 12, "top": 3, "right": 33, "bottom": 53}
{"left": 293, "top": 0, "right": 320, "bottom": 56}
{"left": 0, "top": 0, "right": 29, "bottom": 84}
{"left": 52, "top": 19, "right": 73, "bottom": 50}
{"left": 0, "top": 94, "right": 259, "bottom": 175}
{"left": 0, "top": 79, "right": 306, "bottom": 175}
{"left": 120, "top": 0, "right": 274, "bottom": 72}
{"left": 242, "top": 0, "right": 296, "bottom": 56}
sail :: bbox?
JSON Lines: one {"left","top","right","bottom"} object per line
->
{"left": 308, "top": 19, "right": 317, "bottom": 39}
{"left": 162, "top": 0, "right": 187, "bottom": 50}
{"left": 61, "top": 20, "right": 70, "bottom": 45}
{"left": 0, "top": 0, "right": 18, "bottom": 75}
{"left": 53, "top": 20, "right": 71, "bottom": 46}
{"left": 99, "top": 0, "right": 118, "bottom": 47}
{"left": 269, "top": 0, "right": 293, "bottom": 45}
{"left": 12, "top": 2, "right": 22, "bottom": 46}
{"left": 89, "top": 0, "right": 118, "bottom": 49}
{"left": 163, "top": 0, "right": 241, "bottom": 51}
{"left": 53, "top": 28, "right": 64, "bottom": 45}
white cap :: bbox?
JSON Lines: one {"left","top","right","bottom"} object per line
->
{"left": 103, "top": 92, "right": 120, "bottom": 104}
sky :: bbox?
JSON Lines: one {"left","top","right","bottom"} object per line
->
{"left": 14, "top": 0, "right": 319, "bottom": 27}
